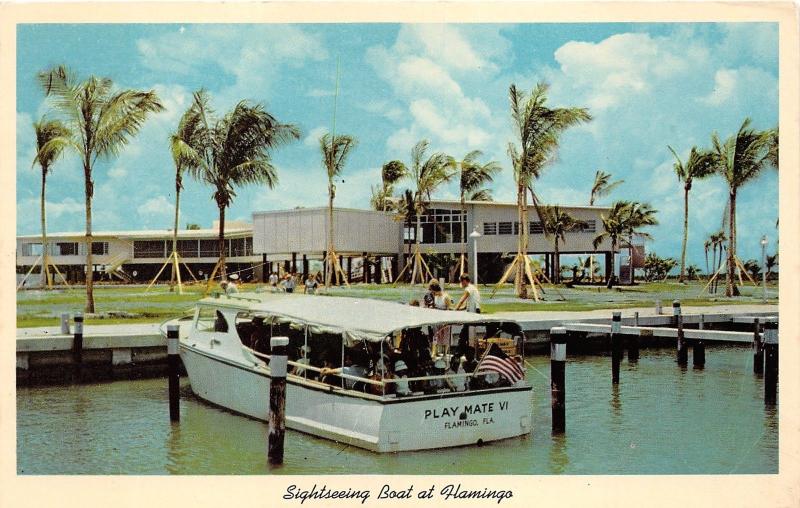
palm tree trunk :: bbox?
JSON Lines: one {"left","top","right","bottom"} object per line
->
{"left": 704, "top": 246, "right": 709, "bottom": 278}
{"left": 460, "top": 194, "right": 466, "bottom": 277}
{"left": 606, "top": 238, "right": 616, "bottom": 289}
{"left": 326, "top": 184, "right": 334, "bottom": 287}
{"left": 40, "top": 169, "right": 51, "bottom": 288}
{"left": 169, "top": 182, "right": 181, "bottom": 292}
{"left": 516, "top": 184, "right": 529, "bottom": 298}
{"left": 553, "top": 239, "right": 560, "bottom": 284}
{"left": 83, "top": 155, "right": 95, "bottom": 313}
{"left": 218, "top": 204, "right": 227, "bottom": 280}
{"left": 679, "top": 186, "right": 689, "bottom": 282}
{"left": 726, "top": 191, "right": 738, "bottom": 296}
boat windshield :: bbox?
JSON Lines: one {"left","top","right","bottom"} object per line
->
{"left": 232, "top": 310, "right": 527, "bottom": 398}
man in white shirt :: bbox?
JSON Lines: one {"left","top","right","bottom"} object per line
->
{"left": 455, "top": 274, "right": 481, "bottom": 313}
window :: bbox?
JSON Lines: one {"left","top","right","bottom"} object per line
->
{"left": 177, "top": 239, "right": 199, "bottom": 258}
{"left": 498, "top": 222, "right": 513, "bottom": 235}
{"left": 417, "top": 208, "right": 466, "bottom": 244}
{"left": 21, "top": 243, "right": 43, "bottom": 256}
{"left": 199, "top": 240, "right": 219, "bottom": 257}
{"left": 91, "top": 242, "right": 108, "bottom": 255}
{"left": 513, "top": 222, "right": 520, "bottom": 235}
{"left": 133, "top": 240, "right": 166, "bottom": 258}
{"left": 195, "top": 308, "right": 228, "bottom": 333}
{"left": 575, "top": 220, "right": 596, "bottom": 233}
{"left": 483, "top": 222, "right": 497, "bottom": 235}
{"left": 529, "top": 221, "right": 544, "bottom": 234}
{"left": 56, "top": 242, "right": 79, "bottom": 256}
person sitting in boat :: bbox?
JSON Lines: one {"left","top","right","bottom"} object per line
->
{"left": 291, "top": 345, "right": 313, "bottom": 378}
{"left": 367, "top": 359, "right": 394, "bottom": 396}
{"left": 445, "top": 354, "right": 467, "bottom": 392}
{"left": 249, "top": 316, "right": 268, "bottom": 353}
{"left": 424, "top": 358, "right": 448, "bottom": 394}
{"left": 393, "top": 360, "right": 412, "bottom": 397}
{"left": 461, "top": 347, "right": 479, "bottom": 389}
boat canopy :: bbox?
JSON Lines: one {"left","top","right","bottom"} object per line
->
{"left": 200, "top": 292, "right": 504, "bottom": 344}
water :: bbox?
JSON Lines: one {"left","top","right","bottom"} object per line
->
{"left": 17, "top": 345, "right": 777, "bottom": 475}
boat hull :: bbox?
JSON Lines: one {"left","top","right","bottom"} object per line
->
{"left": 181, "top": 343, "right": 533, "bottom": 453}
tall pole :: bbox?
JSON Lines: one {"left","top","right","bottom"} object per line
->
{"left": 761, "top": 235, "right": 767, "bottom": 303}
{"left": 470, "top": 227, "right": 481, "bottom": 284}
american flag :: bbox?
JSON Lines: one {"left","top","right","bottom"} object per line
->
{"left": 476, "top": 343, "right": 525, "bottom": 383}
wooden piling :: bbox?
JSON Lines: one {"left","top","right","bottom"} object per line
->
{"left": 628, "top": 315, "right": 639, "bottom": 363}
{"left": 73, "top": 313, "right": 84, "bottom": 382}
{"left": 261, "top": 253, "right": 267, "bottom": 282}
{"left": 693, "top": 339, "right": 705, "bottom": 368}
{"left": 60, "top": 312, "right": 71, "bottom": 334}
{"left": 763, "top": 322, "right": 778, "bottom": 405}
{"left": 167, "top": 324, "right": 180, "bottom": 422}
{"left": 268, "top": 336, "right": 289, "bottom": 464}
{"left": 674, "top": 300, "right": 687, "bottom": 366}
{"left": 752, "top": 318, "right": 763, "bottom": 375}
{"left": 550, "top": 327, "right": 567, "bottom": 434}
{"left": 611, "top": 312, "right": 622, "bottom": 383}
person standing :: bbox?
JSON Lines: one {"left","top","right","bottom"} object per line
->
{"left": 282, "top": 272, "right": 296, "bottom": 293}
{"left": 455, "top": 274, "right": 480, "bottom": 313}
{"left": 268, "top": 271, "right": 279, "bottom": 288}
{"left": 304, "top": 273, "right": 319, "bottom": 294}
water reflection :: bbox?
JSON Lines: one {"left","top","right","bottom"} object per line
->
{"left": 548, "top": 433, "right": 569, "bottom": 474}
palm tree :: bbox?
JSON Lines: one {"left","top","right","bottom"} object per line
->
{"left": 667, "top": 145, "right": 715, "bottom": 282}
{"left": 711, "top": 118, "right": 773, "bottom": 296}
{"left": 455, "top": 150, "right": 500, "bottom": 275}
{"left": 320, "top": 132, "right": 357, "bottom": 286}
{"left": 589, "top": 170, "right": 623, "bottom": 206}
{"left": 765, "top": 253, "right": 778, "bottom": 281}
{"left": 406, "top": 140, "right": 455, "bottom": 264}
{"left": 168, "top": 106, "right": 204, "bottom": 291}
{"left": 707, "top": 230, "right": 727, "bottom": 293}
{"left": 507, "top": 82, "right": 591, "bottom": 297}
{"left": 622, "top": 202, "right": 658, "bottom": 284}
{"left": 32, "top": 117, "right": 71, "bottom": 288}
{"left": 593, "top": 200, "right": 631, "bottom": 288}
{"left": 541, "top": 205, "right": 587, "bottom": 283}
{"left": 703, "top": 238, "right": 712, "bottom": 277}
{"left": 38, "top": 65, "right": 164, "bottom": 312}
{"left": 370, "top": 160, "right": 407, "bottom": 212}
{"left": 182, "top": 89, "right": 300, "bottom": 280}
{"left": 767, "top": 127, "right": 778, "bottom": 170}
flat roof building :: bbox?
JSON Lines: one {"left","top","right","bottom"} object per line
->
{"left": 17, "top": 200, "right": 638, "bottom": 286}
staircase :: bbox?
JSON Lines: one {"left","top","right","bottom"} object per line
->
{"left": 104, "top": 252, "right": 132, "bottom": 283}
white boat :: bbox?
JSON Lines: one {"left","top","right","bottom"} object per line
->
{"left": 162, "top": 291, "right": 533, "bottom": 453}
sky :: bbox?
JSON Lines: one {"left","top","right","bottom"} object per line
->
{"left": 16, "top": 23, "right": 779, "bottom": 268}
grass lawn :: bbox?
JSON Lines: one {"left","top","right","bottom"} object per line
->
{"left": 16, "top": 280, "right": 778, "bottom": 328}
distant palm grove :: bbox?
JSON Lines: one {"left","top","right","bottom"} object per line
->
{"left": 31, "top": 64, "right": 778, "bottom": 311}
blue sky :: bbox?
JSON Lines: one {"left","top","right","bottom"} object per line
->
{"left": 16, "top": 23, "right": 778, "bottom": 267}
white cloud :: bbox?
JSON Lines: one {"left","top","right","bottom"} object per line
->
{"left": 136, "top": 25, "right": 327, "bottom": 107}
{"left": 303, "top": 126, "right": 328, "bottom": 147}
{"left": 700, "top": 68, "right": 737, "bottom": 105}
{"left": 366, "top": 26, "right": 507, "bottom": 157}
{"left": 108, "top": 165, "right": 127, "bottom": 179}
{"left": 137, "top": 195, "right": 174, "bottom": 217}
